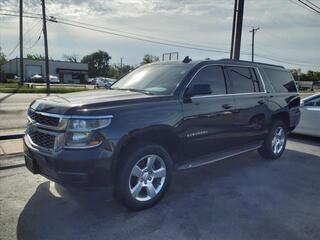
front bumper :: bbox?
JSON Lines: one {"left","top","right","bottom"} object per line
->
{"left": 23, "top": 135, "right": 115, "bottom": 187}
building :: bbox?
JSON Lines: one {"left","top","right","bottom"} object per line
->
{"left": 1, "top": 58, "right": 89, "bottom": 84}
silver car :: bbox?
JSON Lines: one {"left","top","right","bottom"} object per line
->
{"left": 293, "top": 93, "right": 320, "bottom": 137}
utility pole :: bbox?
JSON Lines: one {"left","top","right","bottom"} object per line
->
{"left": 250, "top": 27, "right": 260, "bottom": 62}
{"left": 230, "top": 0, "right": 245, "bottom": 60}
{"left": 19, "top": 0, "right": 24, "bottom": 85}
{"left": 41, "top": 0, "right": 50, "bottom": 94}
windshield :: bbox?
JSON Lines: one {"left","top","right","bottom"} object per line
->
{"left": 111, "top": 64, "right": 193, "bottom": 95}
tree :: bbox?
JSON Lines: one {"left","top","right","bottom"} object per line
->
{"left": 290, "top": 69, "right": 320, "bottom": 82}
{"left": 107, "top": 64, "right": 134, "bottom": 79}
{"left": 63, "top": 54, "right": 80, "bottom": 63}
{"left": 141, "top": 54, "right": 159, "bottom": 64}
{"left": 26, "top": 53, "right": 46, "bottom": 60}
{"left": 0, "top": 47, "right": 6, "bottom": 63}
{"left": 0, "top": 47, "right": 7, "bottom": 73}
{"left": 81, "top": 50, "right": 111, "bottom": 77}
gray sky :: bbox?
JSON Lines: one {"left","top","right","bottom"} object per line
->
{"left": 0, "top": 0, "right": 319, "bottom": 71}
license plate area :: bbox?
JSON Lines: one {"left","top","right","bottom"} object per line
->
{"left": 24, "top": 155, "right": 39, "bottom": 174}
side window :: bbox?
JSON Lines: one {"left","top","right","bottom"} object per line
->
{"left": 252, "top": 69, "right": 263, "bottom": 92}
{"left": 264, "top": 68, "right": 297, "bottom": 93}
{"left": 305, "top": 96, "right": 320, "bottom": 107}
{"left": 226, "top": 66, "right": 256, "bottom": 93}
{"left": 190, "top": 65, "right": 226, "bottom": 95}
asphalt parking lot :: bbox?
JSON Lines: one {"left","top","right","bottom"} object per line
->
{"left": 1, "top": 135, "right": 320, "bottom": 240}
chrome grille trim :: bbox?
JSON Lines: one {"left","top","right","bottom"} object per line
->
{"left": 26, "top": 126, "right": 64, "bottom": 152}
{"left": 27, "top": 108, "right": 69, "bottom": 131}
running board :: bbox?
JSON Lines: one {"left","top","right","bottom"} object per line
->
{"left": 176, "top": 142, "right": 263, "bottom": 170}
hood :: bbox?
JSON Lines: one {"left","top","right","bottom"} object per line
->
{"left": 30, "top": 89, "right": 161, "bottom": 114}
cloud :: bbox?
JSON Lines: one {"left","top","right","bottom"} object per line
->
{"left": 0, "top": 0, "right": 319, "bottom": 70}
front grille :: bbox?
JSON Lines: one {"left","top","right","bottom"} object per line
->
{"left": 28, "top": 109, "right": 60, "bottom": 127}
{"left": 29, "top": 131, "right": 55, "bottom": 149}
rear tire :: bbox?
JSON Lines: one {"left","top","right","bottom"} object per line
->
{"left": 259, "top": 120, "right": 287, "bottom": 159}
{"left": 115, "top": 144, "right": 172, "bottom": 210}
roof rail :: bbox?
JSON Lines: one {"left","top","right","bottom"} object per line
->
{"left": 217, "top": 58, "right": 285, "bottom": 69}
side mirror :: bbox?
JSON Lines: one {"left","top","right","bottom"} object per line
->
{"left": 187, "top": 84, "right": 212, "bottom": 97}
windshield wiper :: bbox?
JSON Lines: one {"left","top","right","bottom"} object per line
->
{"left": 111, "top": 87, "right": 155, "bottom": 95}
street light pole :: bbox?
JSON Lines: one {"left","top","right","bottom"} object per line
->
{"left": 250, "top": 27, "right": 260, "bottom": 62}
{"left": 19, "top": 0, "right": 24, "bottom": 84}
{"left": 41, "top": 0, "right": 50, "bottom": 94}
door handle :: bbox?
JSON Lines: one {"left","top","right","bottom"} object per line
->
{"left": 222, "top": 103, "right": 233, "bottom": 109}
{"left": 258, "top": 100, "right": 266, "bottom": 104}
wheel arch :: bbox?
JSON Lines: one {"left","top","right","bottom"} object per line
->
{"left": 111, "top": 125, "right": 179, "bottom": 179}
{"left": 270, "top": 111, "right": 290, "bottom": 130}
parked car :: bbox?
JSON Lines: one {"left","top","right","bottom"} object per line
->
{"left": 88, "top": 78, "right": 95, "bottom": 84}
{"left": 14, "top": 75, "right": 21, "bottom": 81}
{"left": 31, "top": 74, "right": 44, "bottom": 83}
{"left": 49, "top": 75, "right": 60, "bottom": 84}
{"left": 292, "top": 93, "right": 320, "bottom": 137}
{"left": 24, "top": 59, "right": 300, "bottom": 210}
{"left": 96, "top": 77, "right": 116, "bottom": 88}
{"left": 30, "top": 74, "right": 60, "bottom": 83}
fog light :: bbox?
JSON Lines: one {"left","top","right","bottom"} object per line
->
{"left": 65, "top": 132, "right": 103, "bottom": 148}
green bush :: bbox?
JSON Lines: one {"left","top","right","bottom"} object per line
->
{"left": 0, "top": 83, "right": 89, "bottom": 93}
{"left": 5, "top": 79, "right": 18, "bottom": 84}
{"left": 5, "top": 73, "right": 15, "bottom": 79}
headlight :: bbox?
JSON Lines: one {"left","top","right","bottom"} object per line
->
{"left": 67, "top": 118, "right": 112, "bottom": 131}
{"left": 64, "top": 117, "right": 112, "bottom": 148}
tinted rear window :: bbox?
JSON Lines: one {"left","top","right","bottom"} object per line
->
{"left": 225, "top": 66, "right": 256, "bottom": 93}
{"left": 264, "top": 68, "right": 297, "bottom": 93}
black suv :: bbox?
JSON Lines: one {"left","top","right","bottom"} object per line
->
{"left": 24, "top": 59, "right": 301, "bottom": 210}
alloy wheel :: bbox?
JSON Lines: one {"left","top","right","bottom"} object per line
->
{"left": 129, "top": 154, "right": 166, "bottom": 201}
{"left": 272, "top": 126, "right": 285, "bottom": 155}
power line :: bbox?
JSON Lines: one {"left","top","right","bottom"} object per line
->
{"left": 56, "top": 20, "right": 319, "bottom": 67}
{"left": 1, "top": 11, "right": 318, "bottom": 68}
{"left": 0, "top": 13, "right": 41, "bottom": 19}
{"left": 24, "top": 28, "right": 42, "bottom": 50}
{"left": 0, "top": 11, "right": 237, "bottom": 54}
{"left": 287, "top": 0, "right": 318, "bottom": 13}
{"left": 4, "top": 18, "right": 42, "bottom": 57}
{"left": 0, "top": 8, "right": 42, "bottom": 16}
{"left": 6, "top": 43, "right": 20, "bottom": 58}
{"left": 55, "top": 20, "right": 232, "bottom": 54}
{"left": 254, "top": 52, "right": 318, "bottom": 67}
{"left": 0, "top": 9, "right": 242, "bottom": 52}
{"left": 305, "top": 0, "right": 320, "bottom": 10}
{"left": 298, "top": 0, "right": 320, "bottom": 13}
{"left": 54, "top": 16, "right": 232, "bottom": 53}
{"left": 23, "top": 19, "right": 42, "bottom": 46}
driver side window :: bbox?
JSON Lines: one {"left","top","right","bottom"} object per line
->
{"left": 189, "top": 65, "right": 227, "bottom": 95}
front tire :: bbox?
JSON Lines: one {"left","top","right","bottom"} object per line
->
{"left": 115, "top": 144, "right": 172, "bottom": 210}
{"left": 259, "top": 120, "right": 287, "bottom": 159}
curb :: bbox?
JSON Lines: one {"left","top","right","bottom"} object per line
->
{"left": 0, "top": 133, "right": 24, "bottom": 141}
{"left": 0, "top": 152, "right": 24, "bottom": 160}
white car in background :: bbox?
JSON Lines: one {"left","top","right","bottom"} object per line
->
{"left": 95, "top": 77, "right": 116, "bottom": 88}
{"left": 49, "top": 75, "right": 60, "bottom": 83}
{"left": 293, "top": 93, "right": 320, "bottom": 137}
{"left": 30, "top": 75, "right": 60, "bottom": 83}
